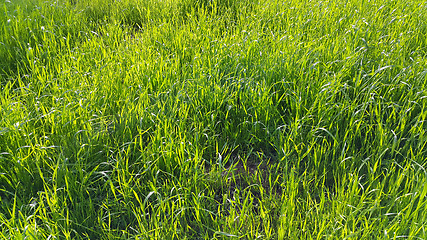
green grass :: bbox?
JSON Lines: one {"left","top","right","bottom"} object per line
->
{"left": 0, "top": 0, "right": 426, "bottom": 239}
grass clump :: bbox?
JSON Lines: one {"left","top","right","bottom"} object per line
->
{"left": 1, "top": 0, "right": 426, "bottom": 239}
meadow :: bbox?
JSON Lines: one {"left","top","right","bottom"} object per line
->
{"left": 0, "top": 0, "right": 426, "bottom": 239}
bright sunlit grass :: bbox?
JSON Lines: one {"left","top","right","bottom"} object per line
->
{"left": 1, "top": 0, "right": 426, "bottom": 239}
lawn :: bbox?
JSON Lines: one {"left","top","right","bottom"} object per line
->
{"left": 0, "top": 0, "right": 426, "bottom": 239}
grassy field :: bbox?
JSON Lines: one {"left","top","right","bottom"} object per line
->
{"left": 1, "top": 0, "right": 426, "bottom": 239}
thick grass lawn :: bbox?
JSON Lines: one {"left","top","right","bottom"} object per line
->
{"left": 1, "top": 0, "right": 426, "bottom": 239}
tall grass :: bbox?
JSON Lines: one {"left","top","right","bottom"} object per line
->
{"left": 1, "top": 0, "right": 426, "bottom": 239}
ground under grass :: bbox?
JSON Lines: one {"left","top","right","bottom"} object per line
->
{"left": 1, "top": 0, "right": 426, "bottom": 239}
